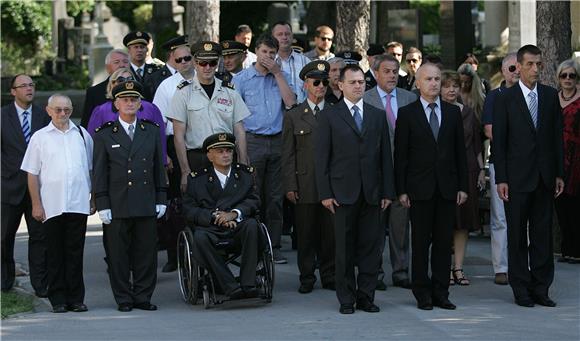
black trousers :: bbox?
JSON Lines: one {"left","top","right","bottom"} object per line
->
{"left": 44, "top": 213, "right": 87, "bottom": 306}
{"left": 190, "top": 219, "right": 259, "bottom": 294}
{"left": 555, "top": 193, "right": 580, "bottom": 258}
{"left": 504, "top": 181, "right": 554, "bottom": 299}
{"left": 333, "top": 192, "right": 382, "bottom": 305}
{"left": 409, "top": 191, "right": 455, "bottom": 304}
{"left": 294, "top": 203, "right": 335, "bottom": 286}
{"left": 106, "top": 217, "right": 158, "bottom": 305}
{"left": 1, "top": 200, "right": 47, "bottom": 292}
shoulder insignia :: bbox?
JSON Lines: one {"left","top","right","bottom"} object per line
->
{"left": 139, "top": 118, "right": 160, "bottom": 127}
{"left": 147, "top": 68, "right": 153, "bottom": 74}
{"left": 233, "top": 172, "right": 239, "bottom": 179}
{"left": 235, "top": 163, "right": 254, "bottom": 173}
{"left": 94, "top": 121, "right": 115, "bottom": 133}
{"left": 222, "top": 81, "right": 235, "bottom": 90}
{"left": 190, "top": 171, "right": 197, "bottom": 178}
{"left": 208, "top": 175, "right": 214, "bottom": 183}
{"left": 177, "top": 80, "right": 191, "bottom": 90}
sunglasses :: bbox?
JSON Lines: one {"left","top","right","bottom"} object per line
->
{"left": 406, "top": 59, "right": 419, "bottom": 64}
{"left": 175, "top": 55, "right": 192, "bottom": 63}
{"left": 559, "top": 72, "right": 577, "bottom": 80}
{"left": 319, "top": 37, "right": 333, "bottom": 42}
{"left": 197, "top": 60, "right": 218, "bottom": 67}
{"left": 313, "top": 79, "right": 329, "bottom": 87}
{"left": 508, "top": 65, "right": 517, "bottom": 73}
{"left": 12, "top": 82, "right": 35, "bottom": 89}
{"left": 115, "top": 76, "right": 134, "bottom": 82}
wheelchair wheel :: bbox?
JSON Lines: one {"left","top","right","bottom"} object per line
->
{"left": 257, "top": 223, "right": 275, "bottom": 302}
{"left": 177, "top": 228, "right": 199, "bottom": 305}
{"left": 203, "top": 285, "right": 211, "bottom": 309}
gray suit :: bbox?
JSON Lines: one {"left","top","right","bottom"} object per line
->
{"left": 364, "top": 86, "right": 417, "bottom": 283}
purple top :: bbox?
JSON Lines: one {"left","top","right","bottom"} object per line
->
{"left": 88, "top": 100, "right": 168, "bottom": 165}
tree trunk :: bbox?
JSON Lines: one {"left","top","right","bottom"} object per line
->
{"left": 334, "top": 1, "right": 370, "bottom": 56}
{"left": 536, "top": 1, "right": 571, "bottom": 88}
{"left": 186, "top": 0, "right": 220, "bottom": 43}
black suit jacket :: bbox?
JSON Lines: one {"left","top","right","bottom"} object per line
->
{"left": 143, "top": 65, "right": 173, "bottom": 101}
{"left": 492, "top": 83, "right": 563, "bottom": 192}
{"left": 315, "top": 100, "right": 395, "bottom": 205}
{"left": 81, "top": 78, "right": 109, "bottom": 128}
{"left": 364, "top": 70, "right": 377, "bottom": 91}
{"left": 394, "top": 99, "right": 468, "bottom": 201}
{"left": 1, "top": 103, "right": 50, "bottom": 205}
{"left": 130, "top": 64, "right": 162, "bottom": 100}
{"left": 182, "top": 164, "right": 260, "bottom": 230}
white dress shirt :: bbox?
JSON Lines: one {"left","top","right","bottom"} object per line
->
{"left": 307, "top": 99, "right": 325, "bottom": 113}
{"left": 20, "top": 121, "right": 93, "bottom": 221}
{"left": 118, "top": 117, "right": 137, "bottom": 137}
{"left": 343, "top": 98, "right": 364, "bottom": 119}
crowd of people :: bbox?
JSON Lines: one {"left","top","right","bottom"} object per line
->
{"left": 1, "top": 21, "right": 579, "bottom": 316}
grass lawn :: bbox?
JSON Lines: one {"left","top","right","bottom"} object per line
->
{"left": 1, "top": 290, "right": 34, "bottom": 319}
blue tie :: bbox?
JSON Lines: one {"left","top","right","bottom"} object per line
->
{"left": 528, "top": 92, "right": 538, "bottom": 128}
{"left": 428, "top": 103, "right": 439, "bottom": 139}
{"left": 22, "top": 111, "right": 31, "bottom": 143}
{"left": 352, "top": 105, "right": 362, "bottom": 132}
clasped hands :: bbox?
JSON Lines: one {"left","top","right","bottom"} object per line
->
{"left": 213, "top": 210, "right": 238, "bottom": 230}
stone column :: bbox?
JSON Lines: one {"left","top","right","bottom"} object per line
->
{"left": 508, "top": 0, "right": 536, "bottom": 52}
{"left": 483, "top": 1, "right": 508, "bottom": 48}
{"left": 90, "top": 0, "right": 113, "bottom": 85}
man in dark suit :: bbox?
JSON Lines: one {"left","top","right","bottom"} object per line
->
{"left": 315, "top": 64, "right": 395, "bottom": 314}
{"left": 144, "top": 35, "right": 189, "bottom": 101}
{"left": 183, "top": 133, "right": 261, "bottom": 299}
{"left": 394, "top": 63, "right": 468, "bottom": 310}
{"left": 283, "top": 61, "right": 335, "bottom": 294}
{"left": 81, "top": 49, "right": 129, "bottom": 128}
{"left": 123, "top": 31, "right": 161, "bottom": 91}
{"left": 364, "top": 54, "right": 417, "bottom": 290}
{"left": 1, "top": 74, "right": 50, "bottom": 295}
{"left": 492, "top": 44, "right": 564, "bottom": 308}
{"left": 93, "top": 81, "right": 167, "bottom": 312}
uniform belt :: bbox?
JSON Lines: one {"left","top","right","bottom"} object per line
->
{"left": 247, "top": 132, "right": 281, "bottom": 138}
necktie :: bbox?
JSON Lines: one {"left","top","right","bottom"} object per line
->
{"left": 314, "top": 105, "right": 320, "bottom": 116}
{"left": 528, "top": 91, "right": 538, "bottom": 128}
{"left": 128, "top": 124, "right": 134, "bottom": 141}
{"left": 223, "top": 176, "right": 229, "bottom": 189}
{"left": 352, "top": 105, "right": 363, "bottom": 132}
{"left": 22, "top": 111, "right": 31, "bottom": 143}
{"left": 428, "top": 103, "right": 439, "bottom": 139}
{"left": 385, "top": 93, "right": 396, "bottom": 128}
{"left": 137, "top": 68, "right": 143, "bottom": 78}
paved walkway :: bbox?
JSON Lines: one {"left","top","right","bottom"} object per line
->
{"left": 2, "top": 216, "right": 579, "bottom": 340}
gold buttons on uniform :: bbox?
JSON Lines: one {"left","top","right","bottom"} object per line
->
{"left": 128, "top": 181, "right": 133, "bottom": 186}
{"left": 128, "top": 170, "right": 132, "bottom": 174}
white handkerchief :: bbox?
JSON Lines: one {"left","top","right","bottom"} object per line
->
{"left": 112, "top": 144, "right": 120, "bottom": 148}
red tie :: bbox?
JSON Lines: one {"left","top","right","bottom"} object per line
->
{"left": 385, "top": 93, "right": 396, "bottom": 128}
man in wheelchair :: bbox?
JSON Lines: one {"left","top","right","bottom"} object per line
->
{"left": 182, "top": 132, "right": 261, "bottom": 300}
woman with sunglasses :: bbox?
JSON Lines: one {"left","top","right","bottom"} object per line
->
{"left": 555, "top": 59, "right": 580, "bottom": 264}
{"left": 87, "top": 67, "right": 167, "bottom": 164}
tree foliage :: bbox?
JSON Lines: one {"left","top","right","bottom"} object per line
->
{"left": 1, "top": 0, "right": 52, "bottom": 50}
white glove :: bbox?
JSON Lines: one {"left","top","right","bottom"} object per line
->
{"left": 156, "top": 204, "right": 167, "bottom": 219}
{"left": 98, "top": 209, "right": 112, "bottom": 225}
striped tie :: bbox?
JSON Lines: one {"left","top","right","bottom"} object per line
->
{"left": 528, "top": 92, "right": 538, "bottom": 128}
{"left": 22, "top": 111, "right": 31, "bottom": 143}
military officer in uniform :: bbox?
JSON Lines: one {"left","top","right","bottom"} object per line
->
{"left": 167, "top": 41, "right": 251, "bottom": 193}
{"left": 218, "top": 40, "right": 247, "bottom": 86}
{"left": 123, "top": 31, "right": 161, "bottom": 94}
{"left": 144, "top": 35, "right": 190, "bottom": 100}
{"left": 183, "top": 133, "right": 261, "bottom": 299}
{"left": 282, "top": 61, "right": 335, "bottom": 294}
{"left": 93, "top": 81, "right": 167, "bottom": 312}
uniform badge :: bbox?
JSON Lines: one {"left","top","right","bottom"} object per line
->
{"left": 234, "top": 172, "right": 239, "bottom": 179}
{"left": 208, "top": 176, "right": 214, "bottom": 182}
{"left": 204, "top": 43, "right": 212, "bottom": 51}
{"left": 344, "top": 52, "right": 351, "bottom": 59}
{"left": 317, "top": 63, "right": 325, "bottom": 71}
{"left": 126, "top": 82, "right": 134, "bottom": 89}
{"left": 218, "top": 133, "right": 227, "bottom": 141}
{"left": 113, "top": 126, "right": 118, "bottom": 133}
{"left": 366, "top": 76, "right": 371, "bottom": 81}
{"left": 136, "top": 31, "right": 142, "bottom": 37}
{"left": 140, "top": 123, "right": 145, "bottom": 130}
{"left": 304, "top": 108, "right": 308, "bottom": 112}
{"left": 223, "top": 42, "right": 229, "bottom": 49}
{"left": 147, "top": 68, "right": 152, "bottom": 74}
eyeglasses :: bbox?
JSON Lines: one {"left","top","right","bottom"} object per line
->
{"left": 508, "top": 65, "right": 517, "bottom": 73}
{"left": 49, "top": 107, "right": 72, "bottom": 114}
{"left": 406, "top": 59, "right": 419, "bottom": 64}
{"left": 12, "top": 82, "right": 35, "bottom": 89}
{"left": 313, "top": 79, "right": 329, "bottom": 87}
{"left": 175, "top": 55, "right": 192, "bottom": 63}
{"left": 559, "top": 72, "right": 577, "bottom": 80}
{"left": 319, "top": 37, "right": 333, "bottom": 42}
{"left": 197, "top": 60, "right": 218, "bottom": 67}
{"left": 115, "top": 76, "right": 134, "bottom": 83}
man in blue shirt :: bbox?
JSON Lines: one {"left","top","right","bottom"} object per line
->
{"left": 233, "top": 34, "right": 296, "bottom": 263}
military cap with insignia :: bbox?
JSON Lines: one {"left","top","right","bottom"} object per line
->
{"left": 112, "top": 81, "right": 144, "bottom": 99}
{"left": 123, "top": 31, "right": 151, "bottom": 47}
{"left": 191, "top": 41, "right": 222, "bottom": 60}
{"left": 220, "top": 40, "right": 247, "bottom": 56}
{"left": 335, "top": 51, "right": 363, "bottom": 64}
{"left": 367, "top": 44, "right": 385, "bottom": 57}
{"left": 202, "top": 132, "right": 236, "bottom": 151}
{"left": 160, "top": 35, "right": 189, "bottom": 51}
{"left": 299, "top": 60, "right": 330, "bottom": 81}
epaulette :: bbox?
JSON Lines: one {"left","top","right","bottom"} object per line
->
{"left": 222, "top": 81, "right": 235, "bottom": 90}
{"left": 177, "top": 80, "right": 191, "bottom": 90}
{"left": 139, "top": 118, "right": 160, "bottom": 127}
{"left": 94, "top": 121, "right": 115, "bottom": 133}
{"left": 235, "top": 163, "right": 254, "bottom": 173}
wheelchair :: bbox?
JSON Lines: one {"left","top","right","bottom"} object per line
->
{"left": 177, "top": 221, "right": 274, "bottom": 308}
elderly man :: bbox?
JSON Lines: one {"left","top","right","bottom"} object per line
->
{"left": 283, "top": 61, "right": 335, "bottom": 294}
{"left": 364, "top": 54, "right": 417, "bottom": 290}
{"left": 325, "top": 57, "right": 345, "bottom": 105}
{"left": 219, "top": 40, "right": 248, "bottom": 84}
{"left": 123, "top": 31, "right": 161, "bottom": 85}
{"left": 1, "top": 74, "right": 51, "bottom": 295}
{"left": 81, "top": 49, "right": 129, "bottom": 127}
{"left": 21, "top": 94, "right": 93, "bottom": 313}
{"left": 304, "top": 26, "right": 335, "bottom": 61}
{"left": 401, "top": 47, "right": 422, "bottom": 91}
{"left": 93, "top": 81, "right": 167, "bottom": 312}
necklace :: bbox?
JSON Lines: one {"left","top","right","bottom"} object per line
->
{"left": 560, "top": 87, "right": 577, "bottom": 101}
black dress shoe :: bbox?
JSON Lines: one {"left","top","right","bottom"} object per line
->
{"left": 339, "top": 304, "right": 355, "bottom": 314}
{"left": 514, "top": 297, "right": 534, "bottom": 307}
{"left": 228, "top": 287, "right": 245, "bottom": 300}
{"left": 531, "top": 295, "right": 556, "bottom": 307}
{"left": 375, "top": 280, "right": 387, "bottom": 291}
{"left": 393, "top": 278, "right": 412, "bottom": 289}
{"left": 67, "top": 303, "right": 88, "bottom": 312}
{"left": 162, "top": 262, "right": 177, "bottom": 273}
{"left": 356, "top": 299, "right": 380, "bottom": 313}
{"left": 417, "top": 301, "right": 433, "bottom": 310}
{"left": 298, "top": 283, "right": 313, "bottom": 294}
{"left": 52, "top": 305, "right": 68, "bottom": 313}
{"left": 433, "top": 298, "right": 456, "bottom": 310}
{"left": 243, "top": 287, "right": 259, "bottom": 298}
{"left": 322, "top": 282, "right": 335, "bottom": 291}
{"left": 117, "top": 303, "right": 133, "bottom": 312}
{"left": 134, "top": 302, "right": 158, "bottom": 311}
